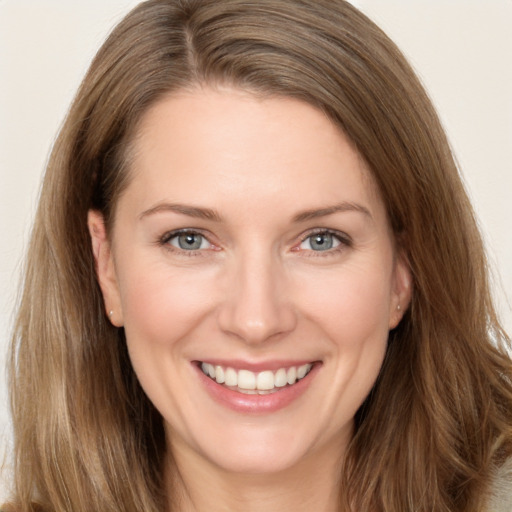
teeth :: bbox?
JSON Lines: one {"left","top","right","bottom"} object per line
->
{"left": 238, "top": 370, "right": 256, "bottom": 390}
{"left": 215, "top": 366, "right": 225, "bottom": 384}
{"left": 286, "top": 366, "right": 297, "bottom": 385}
{"left": 274, "top": 368, "right": 288, "bottom": 387}
{"left": 297, "top": 364, "right": 309, "bottom": 379}
{"left": 256, "top": 370, "right": 274, "bottom": 390}
{"left": 225, "top": 367, "right": 237, "bottom": 386}
{"left": 200, "top": 362, "right": 313, "bottom": 391}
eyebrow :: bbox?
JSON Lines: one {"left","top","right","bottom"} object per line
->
{"left": 139, "top": 203, "right": 222, "bottom": 222}
{"left": 292, "top": 202, "right": 372, "bottom": 222}
{"left": 139, "top": 201, "right": 372, "bottom": 223}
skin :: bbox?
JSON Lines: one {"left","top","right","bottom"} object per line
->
{"left": 89, "top": 87, "right": 411, "bottom": 512}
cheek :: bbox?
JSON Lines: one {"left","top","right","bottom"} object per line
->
{"left": 296, "top": 260, "right": 394, "bottom": 345}
{"left": 300, "top": 263, "right": 392, "bottom": 420}
{"left": 117, "top": 259, "right": 217, "bottom": 349}
{"left": 114, "top": 259, "right": 220, "bottom": 420}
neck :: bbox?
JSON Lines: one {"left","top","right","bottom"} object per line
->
{"left": 165, "top": 439, "right": 345, "bottom": 512}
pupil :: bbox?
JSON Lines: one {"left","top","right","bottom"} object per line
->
{"left": 312, "top": 233, "right": 333, "bottom": 251}
{"left": 179, "top": 233, "right": 202, "bottom": 250}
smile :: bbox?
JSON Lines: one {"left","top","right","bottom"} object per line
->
{"left": 200, "top": 362, "right": 313, "bottom": 394}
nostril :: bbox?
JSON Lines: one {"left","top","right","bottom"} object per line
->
{"left": 216, "top": 298, "right": 297, "bottom": 345}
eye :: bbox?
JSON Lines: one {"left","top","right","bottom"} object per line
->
{"left": 299, "top": 231, "right": 343, "bottom": 252}
{"left": 166, "top": 231, "right": 211, "bottom": 251}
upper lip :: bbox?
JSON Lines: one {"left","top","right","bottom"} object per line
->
{"left": 195, "top": 359, "right": 319, "bottom": 372}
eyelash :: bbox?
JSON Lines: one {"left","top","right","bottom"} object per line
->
{"left": 158, "top": 228, "right": 352, "bottom": 257}
{"left": 296, "top": 228, "right": 352, "bottom": 257}
{"left": 159, "top": 229, "right": 214, "bottom": 257}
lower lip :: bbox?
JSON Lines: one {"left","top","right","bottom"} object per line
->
{"left": 194, "top": 363, "right": 319, "bottom": 414}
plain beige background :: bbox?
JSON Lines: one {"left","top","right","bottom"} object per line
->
{"left": 1, "top": 0, "right": 511, "bottom": 498}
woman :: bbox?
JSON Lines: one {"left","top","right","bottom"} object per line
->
{"left": 6, "top": 0, "right": 512, "bottom": 511}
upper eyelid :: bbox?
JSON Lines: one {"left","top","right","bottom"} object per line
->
{"left": 161, "top": 228, "right": 212, "bottom": 242}
{"left": 158, "top": 229, "right": 212, "bottom": 252}
{"left": 158, "top": 227, "right": 351, "bottom": 249}
{"left": 297, "top": 228, "right": 351, "bottom": 244}
{"left": 159, "top": 229, "right": 216, "bottom": 256}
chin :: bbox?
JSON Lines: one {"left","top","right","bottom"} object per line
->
{"left": 169, "top": 414, "right": 348, "bottom": 477}
{"left": 204, "top": 437, "right": 312, "bottom": 475}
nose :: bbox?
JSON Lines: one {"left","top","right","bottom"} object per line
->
{"left": 217, "top": 250, "right": 297, "bottom": 345}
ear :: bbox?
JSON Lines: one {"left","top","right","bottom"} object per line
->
{"left": 388, "top": 251, "right": 413, "bottom": 330}
{"left": 88, "top": 210, "right": 124, "bottom": 327}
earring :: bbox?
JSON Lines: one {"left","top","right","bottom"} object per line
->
{"left": 397, "top": 304, "right": 401, "bottom": 311}
{"left": 108, "top": 310, "right": 114, "bottom": 318}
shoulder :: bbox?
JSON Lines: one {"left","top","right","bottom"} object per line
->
{"left": 486, "top": 459, "right": 512, "bottom": 512}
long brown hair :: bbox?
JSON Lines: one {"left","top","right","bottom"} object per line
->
{"left": 7, "top": 1, "right": 512, "bottom": 510}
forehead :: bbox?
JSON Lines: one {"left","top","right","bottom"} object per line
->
{"left": 122, "top": 87, "right": 385, "bottom": 224}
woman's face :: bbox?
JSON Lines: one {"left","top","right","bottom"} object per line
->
{"left": 90, "top": 88, "right": 411, "bottom": 475}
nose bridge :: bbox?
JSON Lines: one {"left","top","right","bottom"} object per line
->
{"left": 218, "top": 243, "right": 296, "bottom": 343}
